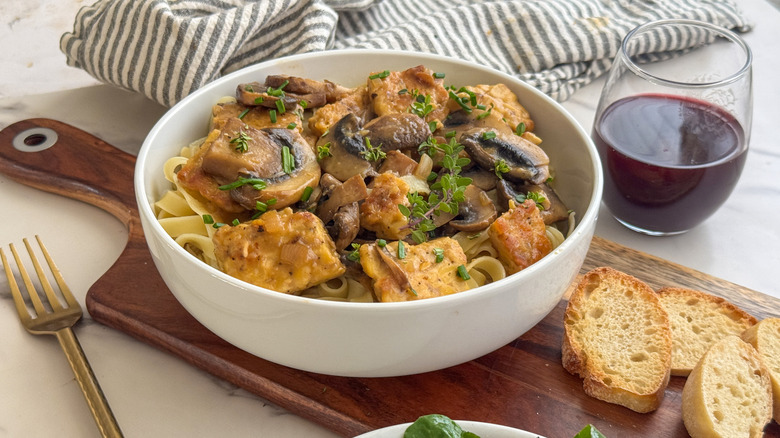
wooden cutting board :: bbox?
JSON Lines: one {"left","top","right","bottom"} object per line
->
{"left": 2, "top": 119, "right": 778, "bottom": 437}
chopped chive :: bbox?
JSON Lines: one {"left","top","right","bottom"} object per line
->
{"left": 369, "top": 70, "right": 390, "bottom": 80}
{"left": 213, "top": 222, "right": 227, "bottom": 229}
{"left": 266, "top": 80, "right": 288, "bottom": 97}
{"left": 219, "top": 177, "right": 267, "bottom": 191}
{"left": 231, "top": 218, "right": 240, "bottom": 226}
{"left": 482, "top": 131, "right": 496, "bottom": 140}
{"left": 287, "top": 122, "right": 297, "bottom": 129}
{"left": 377, "top": 239, "right": 387, "bottom": 248}
{"left": 457, "top": 264, "right": 471, "bottom": 280}
{"left": 254, "top": 96, "right": 264, "bottom": 104}
{"left": 281, "top": 146, "right": 294, "bottom": 174}
{"left": 397, "top": 241, "right": 406, "bottom": 259}
{"left": 202, "top": 214, "right": 214, "bottom": 224}
{"left": 299, "top": 100, "right": 308, "bottom": 109}
{"left": 433, "top": 72, "right": 445, "bottom": 79}
{"left": 275, "top": 99, "right": 286, "bottom": 114}
{"left": 269, "top": 110, "right": 277, "bottom": 123}
{"left": 433, "top": 247, "right": 444, "bottom": 263}
{"left": 300, "top": 186, "right": 313, "bottom": 202}
{"left": 515, "top": 122, "right": 527, "bottom": 136}
{"left": 238, "top": 108, "right": 250, "bottom": 119}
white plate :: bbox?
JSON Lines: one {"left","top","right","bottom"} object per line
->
{"left": 355, "top": 420, "right": 544, "bottom": 438}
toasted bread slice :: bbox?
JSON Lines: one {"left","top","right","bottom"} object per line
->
{"left": 682, "top": 335, "right": 772, "bottom": 438}
{"left": 562, "top": 267, "right": 672, "bottom": 413}
{"left": 657, "top": 287, "right": 757, "bottom": 377}
{"left": 741, "top": 317, "right": 780, "bottom": 422}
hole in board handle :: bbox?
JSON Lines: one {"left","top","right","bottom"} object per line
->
{"left": 12, "top": 127, "right": 58, "bottom": 152}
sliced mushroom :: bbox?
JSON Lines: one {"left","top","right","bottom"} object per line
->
{"left": 378, "top": 150, "right": 418, "bottom": 175}
{"left": 235, "top": 82, "right": 303, "bottom": 110}
{"left": 375, "top": 245, "right": 414, "bottom": 295}
{"left": 460, "top": 127, "right": 549, "bottom": 185}
{"left": 317, "top": 113, "right": 376, "bottom": 182}
{"left": 316, "top": 174, "right": 368, "bottom": 224}
{"left": 202, "top": 118, "right": 320, "bottom": 210}
{"left": 450, "top": 185, "right": 497, "bottom": 232}
{"left": 362, "top": 113, "right": 431, "bottom": 152}
{"left": 265, "top": 75, "right": 352, "bottom": 103}
{"left": 496, "top": 179, "right": 569, "bottom": 224}
{"left": 331, "top": 203, "right": 361, "bottom": 250}
{"left": 461, "top": 167, "right": 499, "bottom": 191}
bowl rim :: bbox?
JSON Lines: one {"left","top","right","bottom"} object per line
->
{"left": 135, "top": 48, "right": 603, "bottom": 311}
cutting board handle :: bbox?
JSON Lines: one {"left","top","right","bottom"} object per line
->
{"left": 0, "top": 118, "right": 137, "bottom": 226}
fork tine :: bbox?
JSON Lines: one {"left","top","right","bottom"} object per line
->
{"left": 24, "top": 236, "right": 66, "bottom": 312}
{"left": 1, "top": 246, "right": 32, "bottom": 324}
{"left": 9, "top": 241, "right": 48, "bottom": 315}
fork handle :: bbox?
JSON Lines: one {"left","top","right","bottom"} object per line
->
{"left": 56, "top": 328, "right": 124, "bottom": 438}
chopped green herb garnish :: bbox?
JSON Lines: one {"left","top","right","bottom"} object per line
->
{"left": 433, "top": 247, "right": 444, "bottom": 263}
{"left": 299, "top": 100, "right": 308, "bottom": 109}
{"left": 369, "top": 70, "right": 390, "bottom": 80}
{"left": 269, "top": 109, "right": 277, "bottom": 123}
{"left": 231, "top": 218, "right": 240, "bottom": 226}
{"left": 494, "top": 159, "right": 510, "bottom": 178}
{"left": 244, "top": 85, "right": 254, "bottom": 92}
{"left": 457, "top": 264, "right": 471, "bottom": 280}
{"left": 476, "top": 103, "right": 494, "bottom": 120}
{"left": 398, "top": 88, "right": 408, "bottom": 95}
{"left": 400, "top": 136, "right": 472, "bottom": 242}
{"left": 238, "top": 108, "right": 251, "bottom": 119}
{"left": 360, "top": 137, "right": 386, "bottom": 162}
{"left": 255, "top": 198, "right": 277, "bottom": 213}
{"left": 202, "top": 214, "right": 214, "bottom": 224}
{"left": 254, "top": 96, "right": 264, "bottom": 104}
{"left": 281, "top": 146, "right": 294, "bottom": 174}
{"left": 300, "top": 186, "right": 313, "bottom": 202}
{"left": 317, "top": 142, "right": 332, "bottom": 159}
{"left": 409, "top": 91, "right": 434, "bottom": 118}
{"left": 482, "top": 131, "right": 496, "bottom": 140}
{"left": 230, "top": 129, "right": 252, "bottom": 153}
{"left": 212, "top": 222, "right": 227, "bottom": 229}
{"left": 287, "top": 122, "right": 297, "bottom": 129}
{"left": 433, "top": 72, "right": 445, "bottom": 79}
{"left": 377, "top": 239, "right": 387, "bottom": 248}
{"left": 515, "top": 122, "right": 527, "bottom": 136}
{"left": 266, "top": 80, "right": 288, "bottom": 97}
{"left": 397, "top": 241, "right": 406, "bottom": 259}
{"left": 516, "top": 191, "right": 548, "bottom": 210}
{"left": 275, "top": 99, "right": 286, "bottom": 114}
{"left": 218, "top": 177, "right": 267, "bottom": 191}
{"left": 347, "top": 243, "right": 361, "bottom": 262}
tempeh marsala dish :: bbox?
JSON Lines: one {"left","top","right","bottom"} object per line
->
{"left": 154, "top": 65, "right": 573, "bottom": 303}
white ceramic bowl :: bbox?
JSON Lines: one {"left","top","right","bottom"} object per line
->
{"left": 135, "top": 50, "right": 602, "bottom": 377}
{"left": 355, "top": 420, "right": 542, "bottom": 438}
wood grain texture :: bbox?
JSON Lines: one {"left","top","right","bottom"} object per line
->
{"left": 2, "top": 119, "right": 778, "bottom": 437}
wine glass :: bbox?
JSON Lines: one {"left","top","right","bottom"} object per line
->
{"left": 592, "top": 19, "right": 753, "bottom": 236}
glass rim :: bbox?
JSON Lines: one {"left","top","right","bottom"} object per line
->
{"left": 619, "top": 19, "right": 753, "bottom": 89}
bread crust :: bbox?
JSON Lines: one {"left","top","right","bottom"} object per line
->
{"left": 562, "top": 267, "right": 672, "bottom": 413}
{"left": 741, "top": 317, "right": 780, "bottom": 423}
{"left": 658, "top": 287, "right": 757, "bottom": 377}
{"left": 682, "top": 335, "right": 772, "bottom": 438}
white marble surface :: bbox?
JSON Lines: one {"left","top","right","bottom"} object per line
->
{"left": 1, "top": 1, "right": 779, "bottom": 437}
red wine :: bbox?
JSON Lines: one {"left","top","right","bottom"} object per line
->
{"left": 593, "top": 94, "right": 747, "bottom": 234}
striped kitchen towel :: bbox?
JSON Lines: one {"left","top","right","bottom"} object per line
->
{"left": 60, "top": 0, "right": 750, "bottom": 107}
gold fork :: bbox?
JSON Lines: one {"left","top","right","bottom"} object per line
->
{"left": 1, "top": 236, "right": 123, "bottom": 438}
